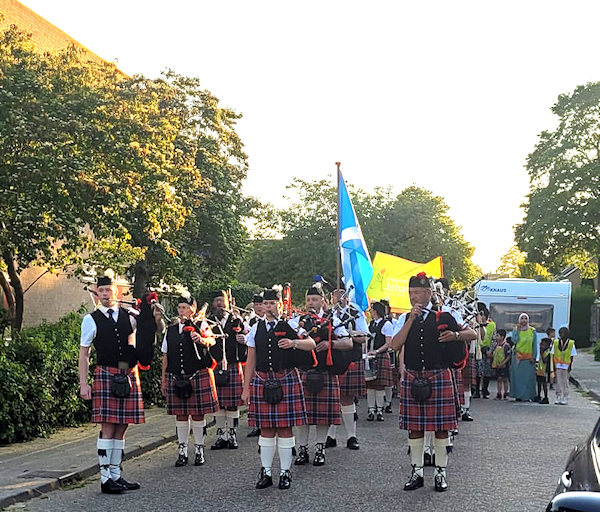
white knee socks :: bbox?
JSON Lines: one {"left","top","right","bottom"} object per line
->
{"left": 110, "top": 439, "right": 124, "bottom": 480}
{"left": 327, "top": 424, "right": 337, "bottom": 439}
{"left": 375, "top": 390, "right": 386, "bottom": 409}
{"left": 464, "top": 390, "right": 471, "bottom": 410}
{"left": 385, "top": 386, "right": 393, "bottom": 404}
{"left": 190, "top": 419, "right": 206, "bottom": 446}
{"left": 408, "top": 437, "right": 425, "bottom": 477}
{"left": 97, "top": 438, "right": 113, "bottom": 483}
{"left": 176, "top": 419, "right": 190, "bottom": 457}
{"left": 297, "top": 425, "right": 310, "bottom": 447}
{"left": 278, "top": 436, "right": 295, "bottom": 473}
{"left": 341, "top": 404, "right": 357, "bottom": 439}
{"left": 315, "top": 425, "right": 328, "bottom": 445}
{"left": 225, "top": 409, "right": 239, "bottom": 428}
{"left": 214, "top": 410, "right": 227, "bottom": 438}
{"left": 367, "top": 388, "right": 376, "bottom": 410}
{"left": 258, "top": 436, "right": 277, "bottom": 476}
{"left": 434, "top": 437, "right": 449, "bottom": 468}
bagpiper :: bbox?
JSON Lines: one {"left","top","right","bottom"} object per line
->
{"left": 242, "top": 287, "right": 316, "bottom": 489}
{"left": 161, "top": 295, "right": 219, "bottom": 467}
{"left": 208, "top": 290, "right": 247, "bottom": 450}
{"left": 392, "top": 273, "right": 476, "bottom": 492}
{"left": 78, "top": 272, "right": 163, "bottom": 494}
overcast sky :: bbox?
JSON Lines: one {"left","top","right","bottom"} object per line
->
{"left": 18, "top": 0, "right": 600, "bottom": 272}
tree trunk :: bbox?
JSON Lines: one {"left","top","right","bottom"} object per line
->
{"left": 133, "top": 260, "right": 149, "bottom": 298}
{"left": 0, "top": 270, "right": 15, "bottom": 327}
{"left": 3, "top": 249, "right": 24, "bottom": 331}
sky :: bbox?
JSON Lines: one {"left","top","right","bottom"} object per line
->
{"left": 17, "top": 0, "right": 600, "bottom": 272}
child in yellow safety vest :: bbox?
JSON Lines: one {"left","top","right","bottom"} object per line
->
{"left": 535, "top": 338, "right": 554, "bottom": 405}
{"left": 492, "top": 329, "right": 511, "bottom": 400}
{"left": 551, "top": 327, "right": 577, "bottom": 405}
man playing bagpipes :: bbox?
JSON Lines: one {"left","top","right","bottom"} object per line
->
{"left": 392, "top": 272, "right": 476, "bottom": 492}
{"left": 78, "top": 272, "right": 164, "bottom": 494}
{"left": 208, "top": 290, "right": 248, "bottom": 450}
{"left": 326, "top": 287, "right": 369, "bottom": 450}
{"left": 161, "top": 296, "right": 218, "bottom": 467}
{"left": 290, "top": 285, "right": 353, "bottom": 467}
{"left": 246, "top": 292, "right": 266, "bottom": 439}
{"left": 241, "top": 287, "right": 316, "bottom": 490}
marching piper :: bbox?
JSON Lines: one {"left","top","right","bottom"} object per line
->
{"left": 247, "top": 292, "right": 266, "bottom": 438}
{"left": 78, "top": 272, "right": 164, "bottom": 494}
{"left": 292, "top": 285, "right": 353, "bottom": 467}
{"left": 242, "top": 287, "right": 316, "bottom": 490}
{"left": 161, "top": 296, "right": 218, "bottom": 467}
{"left": 208, "top": 290, "right": 247, "bottom": 450}
{"left": 392, "top": 272, "right": 476, "bottom": 492}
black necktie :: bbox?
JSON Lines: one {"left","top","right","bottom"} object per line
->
{"left": 268, "top": 321, "right": 276, "bottom": 331}
{"left": 107, "top": 308, "right": 117, "bottom": 326}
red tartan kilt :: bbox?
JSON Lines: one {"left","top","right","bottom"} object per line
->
{"left": 249, "top": 369, "right": 307, "bottom": 429}
{"left": 214, "top": 363, "right": 244, "bottom": 408}
{"left": 452, "top": 368, "right": 465, "bottom": 406}
{"left": 300, "top": 370, "right": 341, "bottom": 426}
{"left": 462, "top": 354, "right": 477, "bottom": 388}
{"left": 399, "top": 368, "right": 458, "bottom": 432}
{"left": 166, "top": 368, "right": 219, "bottom": 416}
{"left": 92, "top": 366, "right": 145, "bottom": 424}
{"left": 366, "top": 352, "right": 394, "bottom": 388}
{"left": 339, "top": 361, "right": 366, "bottom": 397}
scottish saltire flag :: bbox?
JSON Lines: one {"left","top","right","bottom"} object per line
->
{"left": 338, "top": 172, "right": 373, "bottom": 311}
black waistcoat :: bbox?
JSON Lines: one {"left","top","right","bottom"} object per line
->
{"left": 165, "top": 324, "right": 213, "bottom": 374}
{"left": 369, "top": 319, "right": 389, "bottom": 351}
{"left": 91, "top": 308, "right": 136, "bottom": 368}
{"left": 404, "top": 312, "right": 447, "bottom": 371}
{"left": 255, "top": 319, "right": 297, "bottom": 372}
{"left": 209, "top": 314, "right": 247, "bottom": 364}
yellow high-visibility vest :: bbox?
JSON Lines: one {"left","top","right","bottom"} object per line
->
{"left": 553, "top": 339, "right": 574, "bottom": 366}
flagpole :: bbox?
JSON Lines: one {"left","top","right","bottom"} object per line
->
{"left": 335, "top": 162, "right": 341, "bottom": 290}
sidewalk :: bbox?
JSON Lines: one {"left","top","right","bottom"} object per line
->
{"left": 569, "top": 348, "right": 600, "bottom": 402}
{"left": 0, "top": 407, "right": 179, "bottom": 509}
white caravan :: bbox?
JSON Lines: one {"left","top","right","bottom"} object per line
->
{"left": 474, "top": 279, "right": 571, "bottom": 335}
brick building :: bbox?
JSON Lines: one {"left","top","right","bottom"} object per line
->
{"left": 0, "top": 0, "right": 125, "bottom": 327}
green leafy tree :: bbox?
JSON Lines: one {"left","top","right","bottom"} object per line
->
{"left": 516, "top": 82, "right": 600, "bottom": 279}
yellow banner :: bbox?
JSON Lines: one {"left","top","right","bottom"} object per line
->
{"left": 367, "top": 252, "right": 443, "bottom": 313}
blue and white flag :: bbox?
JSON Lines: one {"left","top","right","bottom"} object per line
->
{"left": 338, "top": 172, "right": 373, "bottom": 311}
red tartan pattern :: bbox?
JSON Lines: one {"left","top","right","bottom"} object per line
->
{"left": 300, "top": 370, "right": 341, "bottom": 426}
{"left": 92, "top": 366, "right": 145, "bottom": 424}
{"left": 166, "top": 368, "right": 219, "bottom": 416}
{"left": 249, "top": 369, "right": 307, "bottom": 428}
{"left": 462, "top": 354, "right": 477, "bottom": 388}
{"left": 339, "top": 360, "right": 366, "bottom": 397}
{"left": 366, "top": 352, "right": 394, "bottom": 388}
{"left": 452, "top": 368, "right": 465, "bottom": 406}
{"left": 399, "top": 368, "right": 458, "bottom": 432}
{"left": 214, "top": 363, "right": 244, "bottom": 408}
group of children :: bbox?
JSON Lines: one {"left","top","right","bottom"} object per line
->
{"left": 487, "top": 326, "right": 577, "bottom": 405}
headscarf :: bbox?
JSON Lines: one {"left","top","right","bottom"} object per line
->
{"left": 518, "top": 313, "right": 530, "bottom": 331}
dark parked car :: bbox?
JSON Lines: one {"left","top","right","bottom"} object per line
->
{"left": 546, "top": 416, "right": 600, "bottom": 511}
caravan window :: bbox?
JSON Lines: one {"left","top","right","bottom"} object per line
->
{"left": 489, "top": 303, "right": 554, "bottom": 333}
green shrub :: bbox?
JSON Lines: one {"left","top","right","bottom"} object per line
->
{"left": 570, "top": 285, "right": 596, "bottom": 348}
{"left": 0, "top": 310, "right": 165, "bottom": 444}
{"left": 593, "top": 340, "right": 600, "bottom": 362}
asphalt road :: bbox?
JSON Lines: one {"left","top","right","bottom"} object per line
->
{"left": 10, "top": 386, "right": 600, "bottom": 512}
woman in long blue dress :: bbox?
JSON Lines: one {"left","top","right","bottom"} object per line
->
{"left": 510, "top": 313, "right": 538, "bottom": 401}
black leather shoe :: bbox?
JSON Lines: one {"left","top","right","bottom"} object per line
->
{"left": 247, "top": 427, "right": 261, "bottom": 437}
{"left": 434, "top": 467, "right": 448, "bottom": 492}
{"left": 101, "top": 479, "right": 126, "bottom": 494}
{"left": 175, "top": 444, "right": 188, "bottom": 467}
{"left": 194, "top": 445, "right": 205, "bottom": 466}
{"left": 313, "top": 443, "right": 325, "bottom": 466}
{"left": 325, "top": 436, "right": 337, "bottom": 448}
{"left": 278, "top": 470, "right": 292, "bottom": 489}
{"left": 211, "top": 435, "right": 229, "bottom": 450}
{"left": 472, "top": 391, "right": 481, "bottom": 398}
{"left": 376, "top": 411, "right": 384, "bottom": 422}
{"left": 346, "top": 437, "right": 359, "bottom": 450}
{"left": 366, "top": 410, "right": 375, "bottom": 421}
{"left": 227, "top": 429, "right": 239, "bottom": 449}
{"left": 403, "top": 466, "right": 424, "bottom": 491}
{"left": 294, "top": 445, "right": 309, "bottom": 465}
{"left": 462, "top": 411, "right": 474, "bottom": 421}
{"left": 115, "top": 477, "right": 140, "bottom": 490}
{"left": 256, "top": 468, "right": 273, "bottom": 489}
{"left": 385, "top": 403, "right": 393, "bottom": 414}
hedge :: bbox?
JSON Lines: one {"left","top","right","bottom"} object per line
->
{"left": 570, "top": 285, "right": 596, "bottom": 348}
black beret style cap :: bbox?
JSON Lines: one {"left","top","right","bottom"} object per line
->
{"left": 97, "top": 275, "right": 114, "bottom": 286}
{"left": 263, "top": 288, "right": 281, "bottom": 301}
{"left": 177, "top": 296, "right": 194, "bottom": 306}
{"left": 408, "top": 272, "right": 430, "bottom": 288}
{"left": 211, "top": 290, "right": 226, "bottom": 300}
{"left": 306, "top": 285, "right": 324, "bottom": 297}
{"left": 253, "top": 294, "right": 264, "bottom": 303}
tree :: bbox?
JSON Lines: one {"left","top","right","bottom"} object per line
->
{"left": 516, "top": 82, "right": 600, "bottom": 279}
{"left": 0, "top": 26, "right": 199, "bottom": 330}
{"left": 239, "top": 178, "right": 479, "bottom": 295}
{"left": 497, "top": 246, "right": 526, "bottom": 276}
